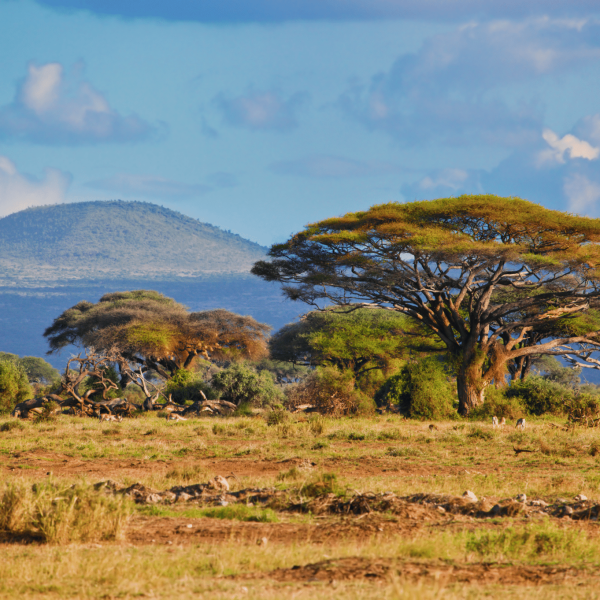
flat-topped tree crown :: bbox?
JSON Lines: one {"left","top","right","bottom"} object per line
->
{"left": 44, "top": 290, "right": 270, "bottom": 384}
{"left": 252, "top": 195, "right": 600, "bottom": 415}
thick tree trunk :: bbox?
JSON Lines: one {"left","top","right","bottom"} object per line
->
{"left": 457, "top": 368, "right": 485, "bottom": 416}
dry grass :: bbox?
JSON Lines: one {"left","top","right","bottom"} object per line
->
{"left": 2, "top": 413, "right": 600, "bottom": 598}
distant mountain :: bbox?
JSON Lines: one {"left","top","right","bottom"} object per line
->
{"left": 0, "top": 200, "right": 267, "bottom": 285}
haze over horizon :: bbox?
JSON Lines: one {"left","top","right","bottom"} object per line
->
{"left": 1, "top": 0, "right": 600, "bottom": 246}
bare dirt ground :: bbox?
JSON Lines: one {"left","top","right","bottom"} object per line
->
{"left": 2, "top": 416, "right": 600, "bottom": 598}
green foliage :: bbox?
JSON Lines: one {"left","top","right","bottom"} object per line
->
{"left": 165, "top": 369, "right": 218, "bottom": 404}
{"left": 301, "top": 473, "right": 340, "bottom": 498}
{"left": 469, "top": 386, "right": 526, "bottom": 420}
{"left": 0, "top": 353, "right": 59, "bottom": 385}
{"left": 375, "top": 357, "right": 457, "bottom": 420}
{"left": 270, "top": 307, "right": 440, "bottom": 395}
{"left": 266, "top": 408, "right": 289, "bottom": 426}
{"left": 0, "top": 359, "right": 32, "bottom": 413}
{"left": 211, "top": 363, "right": 284, "bottom": 407}
{"left": 253, "top": 195, "right": 600, "bottom": 417}
{"left": 44, "top": 291, "right": 270, "bottom": 379}
{"left": 534, "top": 355, "right": 581, "bottom": 388}
{"left": 506, "top": 375, "right": 571, "bottom": 416}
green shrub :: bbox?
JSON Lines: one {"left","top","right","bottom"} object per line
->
{"left": 506, "top": 375, "right": 570, "bottom": 416}
{"left": 302, "top": 472, "right": 340, "bottom": 498}
{"left": 375, "top": 357, "right": 457, "bottom": 420}
{"left": 0, "top": 420, "right": 24, "bottom": 432}
{"left": 266, "top": 408, "right": 288, "bottom": 426}
{"left": 0, "top": 359, "right": 32, "bottom": 414}
{"left": 165, "top": 369, "right": 218, "bottom": 404}
{"left": 469, "top": 386, "right": 526, "bottom": 420}
{"left": 212, "top": 363, "right": 284, "bottom": 407}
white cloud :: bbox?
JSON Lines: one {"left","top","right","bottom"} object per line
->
{"left": 0, "top": 62, "right": 154, "bottom": 144}
{"left": 539, "top": 128, "right": 600, "bottom": 164}
{"left": 339, "top": 18, "right": 600, "bottom": 147}
{"left": 0, "top": 156, "right": 71, "bottom": 217}
{"left": 269, "top": 155, "right": 404, "bottom": 178}
{"left": 215, "top": 89, "right": 308, "bottom": 131}
{"left": 418, "top": 168, "right": 470, "bottom": 191}
{"left": 86, "top": 173, "right": 211, "bottom": 199}
{"left": 564, "top": 173, "right": 600, "bottom": 214}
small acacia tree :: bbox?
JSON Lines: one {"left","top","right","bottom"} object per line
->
{"left": 270, "top": 307, "right": 441, "bottom": 393}
{"left": 43, "top": 290, "right": 270, "bottom": 383}
{"left": 252, "top": 195, "right": 600, "bottom": 415}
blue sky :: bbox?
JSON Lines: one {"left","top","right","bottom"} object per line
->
{"left": 1, "top": 1, "right": 600, "bottom": 246}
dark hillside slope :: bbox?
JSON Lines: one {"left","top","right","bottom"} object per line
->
{"left": 0, "top": 201, "right": 266, "bottom": 284}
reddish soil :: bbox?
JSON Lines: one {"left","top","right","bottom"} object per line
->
{"left": 1, "top": 450, "right": 488, "bottom": 480}
{"left": 246, "top": 557, "right": 593, "bottom": 586}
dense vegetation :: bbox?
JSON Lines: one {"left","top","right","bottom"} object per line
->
{"left": 253, "top": 195, "right": 600, "bottom": 415}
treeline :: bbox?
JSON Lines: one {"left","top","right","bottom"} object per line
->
{"left": 2, "top": 289, "right": 598, "bottom": 422}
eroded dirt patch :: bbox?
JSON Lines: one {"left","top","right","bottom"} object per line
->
{"left": 247, "top": 557, "right": 591, "bottom": 586}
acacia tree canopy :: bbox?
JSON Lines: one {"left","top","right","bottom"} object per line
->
{"left": 270, "top": 307, "right": 442, "bottom": 379}
{"left": 252, "top": 195, "right": 600, "bottom": 415}
{"left": 43, "top": 290, "right": 270, "bottom": 381}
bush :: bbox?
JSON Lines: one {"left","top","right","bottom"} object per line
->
{"left": 165, "top": 369, "right": 218, "bottom": 404}
{"left": 211, "top": 363, "right": 284, "bottom": 407}
{"left": 375, "top": 357, "right": 457, "bottom": 420}
{"left": 284, "top": 367, "right": 367, "bottom": 416}
{"left": 0, "top": 359, "right": 32, "bottom": 414}
{"left": 469, "top": 386, "right": 526, "bottom": 420}
{"left": 505, "top": 375, "right": 570, "bottom": 416}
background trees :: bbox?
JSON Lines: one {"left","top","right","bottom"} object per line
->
{"left": 253, "top": 195, "right": 600, "bottom": 415}
{"left": 44, "top": 290, "right": 270, "bottom": 383}
{"left": 270, "top": 307, "right": 441, "bottom": 396}
{"left": 0, "top": 358, "right": 32, "bottom": 413}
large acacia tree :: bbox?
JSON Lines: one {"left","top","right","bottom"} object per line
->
{"left": 44, "top": 290, "right": 270, "bottom": 383}
{"left": 252, "top": 195, "right": 600, "bottom": 415}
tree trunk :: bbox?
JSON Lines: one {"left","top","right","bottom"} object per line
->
{"left": 457, "top": 368, "right": 484, "bottom": 416}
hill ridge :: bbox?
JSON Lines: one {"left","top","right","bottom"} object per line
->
{"left": 0, "top": 200, "right": 267, "bottom": 285}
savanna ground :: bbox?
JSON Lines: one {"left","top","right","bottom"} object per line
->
{"left": 2, "top": 412, "right": 600, "bottom": 599}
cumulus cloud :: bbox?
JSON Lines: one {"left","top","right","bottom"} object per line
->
{"left": 538, "top": 128, "right": 600, "bottom": 164}
{"left": 270, "top": 155, "right": 404, "bottom": 178}
{"left": 215, "top": 90, "right": 308, "bottom": 132}
{"left": 0, "top": 62, "right": 154, "bottom": 144}
{"left": 32, "top": 0, "right": 600, "bottom": 23}
{"left": 339, "top": 18, "right": 600, "bottom": 147}
{"left": 86, "top": 173, "right": 211, "bottom": 199}
{"left": 0, "top": 155, "right": 71, "bottom": 217}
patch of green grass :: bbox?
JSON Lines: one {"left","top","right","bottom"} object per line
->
{"left": 137, "top": 503, "right": 278, "bottom": 522}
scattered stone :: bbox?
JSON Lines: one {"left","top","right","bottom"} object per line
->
{"left": 176, "top": 492, "right": 192, "bottom": 503}
{"left": 217, "top": 498, "right": 229, "bottom": 507}
{"left": 490, "top": 504, "right": 502, "bottom": 516}
{"left": 145, "top": 493, "right": 163, "bottom": 504}
{"left": 530, "top": 499, "right": 548, "bottom": 507}
{"left": 186, "top": 524, "right": 193, "bottom": 529}
{"left": 462, "top": 490, "right": 478, "bottom": 503}
{"left": 516, "top": 493, "right": 527, "bottom": 503}
{"left": 575, "top": 494, "right": 588, "bottom": 502}
{"left": 437, "top": 506, "right": 446, "bottom": 513}
{"left": 257, "top": 537, "right": 268, "bottom": 546}
{"left": 563, "top": 506, "right": 574, "bottom": 517}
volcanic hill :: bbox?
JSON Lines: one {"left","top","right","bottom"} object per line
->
{"left": 0, "top": 200, "right": 267, "bottom": 285}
